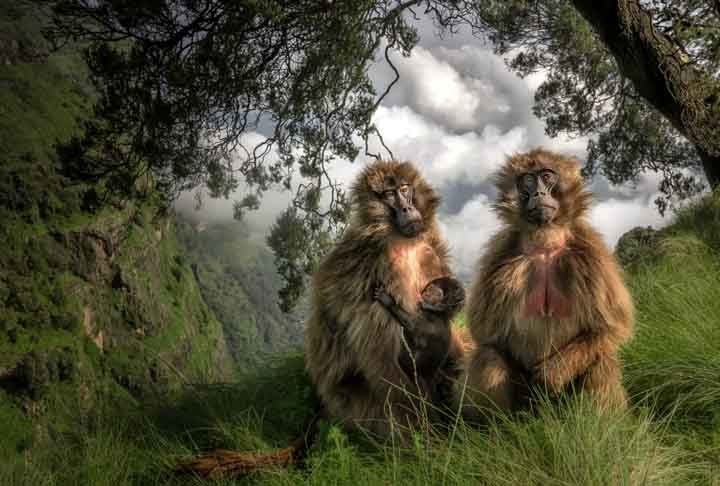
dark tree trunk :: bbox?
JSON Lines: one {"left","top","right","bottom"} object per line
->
{"left": 572, "top": 0, "right": 720, "bottom": 189}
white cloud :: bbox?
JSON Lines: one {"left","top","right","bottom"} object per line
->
{"left": 438, "top": 193, "right": 501, "bottom": 279}
{"left": 370, "top": 43, "right": 590, "bottom": 185}
{"left": 174, "top": 131, "right": 294, "bottom": 241}
{"left": 368, "top": 105, "right": 527, "bottom": 188}
{"left": 373, "top": 44, "right": 522, "bottom": 134}
{"left": 176, "top": 31, "right": 675, "bottom": 271}
{"left": 374, "top": 46, "right": 498, "bottom": 132}
{"left": 589, "top": 195, "right": 669, "bottom": 248}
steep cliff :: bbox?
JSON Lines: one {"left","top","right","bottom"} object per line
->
{"left": 175, "top": 218, "right": 305, "bottom": 371}
{"left": 0, "top": 1, "right": 235, "bottom": 459}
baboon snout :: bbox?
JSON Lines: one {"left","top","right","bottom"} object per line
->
{"left": 395, "top": 206, "right": 423, "bottom": 237}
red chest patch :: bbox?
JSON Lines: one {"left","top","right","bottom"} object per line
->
{"left": 523, "top": 252, "right": 572, "bottom": 319}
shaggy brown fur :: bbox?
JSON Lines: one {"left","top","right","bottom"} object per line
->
{"left": 176, "top": 447, "right": 294, "bottom": 479}
{"left": 374, "top": 276, "right": 466, "bottom": 408}
{"left": 305, "top": 160, "right": 465, "bottom": 437}
{"left": 462, "top": 148, "right": 634, "bottom": 418}
{"left": 175, "top": 410, "right": 321, "bottom": 478}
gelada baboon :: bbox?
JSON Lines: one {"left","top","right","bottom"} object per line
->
{"left": 463, "top": 148, "right": 634, "bottom": 417}
{"left": 305, "top": 160, "right": 465, "bottom": 437}
{"left": 374, "top": 276, "right": 465, "bottom": 402}
{"left": 176, "top": 161, "right": 463, "bottom": 477}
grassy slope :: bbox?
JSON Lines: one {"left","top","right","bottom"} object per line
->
{"left": 0, "top": 2, "right": 90, "bottom": 160}
{"left": 0, "top": 0, "right": 235, "bottom": 474}
{"left": 3, "top": 2, "right": 720, "bottom": 484}
{"left": 621, "top": 195, "right": 720, "bottom": 454}
{"left": 6, "top": 192, "right": 720, "bottom": 486}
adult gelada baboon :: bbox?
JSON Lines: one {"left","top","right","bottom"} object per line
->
{"left": 305, "top": 160, "right": 465, "bottom": 437}
{"left": 463, "top": 148, "right": 634, "bottom": 417}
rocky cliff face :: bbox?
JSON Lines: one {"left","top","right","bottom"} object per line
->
{"left": 0, "top": 200, "right": 236, "bottom": 452}
{"left": 175, "top": 217, "right": 306, "bottom": 371}
{"left": 0, "top": 2, "right": 237, "bottom": 453}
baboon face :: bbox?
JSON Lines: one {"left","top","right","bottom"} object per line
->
{"left": 494, "top": 148, "right": 590, "bottom": 227}
{"left": 378, "top": 177, "right": 424, "bottom": 237}
{"left": 352, "top": 160, "right": 440, "bottom": 238}
{"left": 422, "top": 277, "right": 465, "bottom": 311}
{"left": 421, "top": 282, "right": 445, "bottom": 306}
{"left": 517, "top": 168, "right": 560, "bottom": 225}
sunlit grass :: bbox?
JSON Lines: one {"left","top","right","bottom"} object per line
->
{"left": 624, "top": 236, "right": 720, "bottom": 423}
{"left": 5, "top": 194, "right": 720, "bottom": 485}
{"left": 2, "top": 387, "right": 713, "bottom": 486}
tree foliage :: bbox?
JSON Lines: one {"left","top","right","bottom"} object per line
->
{"left": 46, "top": 0, "right": 720, "bottom": 309}
{"left": 266, "top": 206, "right": 335, "bottom": 311}
{"left": 475, "top": 0, "right": 720, "bottom": 213}
{"left": 45, "top": 0, "right": 488, "bottom": 309}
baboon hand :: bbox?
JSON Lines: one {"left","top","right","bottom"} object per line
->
{"left": 532, "top": 353, "right": 568, "bottom": 392}
{"left": 373, "top": 285, "right": 394, "bottom": 307}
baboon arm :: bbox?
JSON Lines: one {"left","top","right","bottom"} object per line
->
{"left": 577, "top": 223, "right": 635, "bottom": 344}
{"left": 536, "top": 258, "right": 634, "bottom": 391}
{"left": 481, "top": 344, "right": 510, "bottom": 364}
{"left": 342, "top": 302, "right": 418, "bottom": 394}
{"left": 418, "top": 301, "right": 447, "bottom": 314}
{"left": 382, "top": 300, "right": 418, "bottom": 333}
{"left": 531, "top": 226, "right": 634, "bottom": 392}
{"left": 533, "top": 331, "right": 605, "bottom": 391}
{"left": 599, "top": 265, "right": 635, "bottom": 345}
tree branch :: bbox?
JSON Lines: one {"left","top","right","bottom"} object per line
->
{"left": 571, "top": 0, "right": 720, "bottom": 186}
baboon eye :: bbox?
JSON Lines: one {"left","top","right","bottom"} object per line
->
{"left": 540, "top": 170, "right": 558, "bottom": 188}
{"left": 522, "top": 174, "right": 535, "bottom": 186}
{"left": 383, "top": 189, "right": 395, "bottom": 198}
{"left": 399, "top": 185, "right": 409, "bottom": 195}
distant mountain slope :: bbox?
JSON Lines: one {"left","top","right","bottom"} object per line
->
{"left": 175, "top": 217, "right": 306, "bottom": 371}
{"left": 0, "top": 0, "right": 235, "bottom": 461}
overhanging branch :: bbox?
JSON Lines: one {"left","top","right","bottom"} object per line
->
{"left": 571, "top": 0, "right": 720, "bottom": 186}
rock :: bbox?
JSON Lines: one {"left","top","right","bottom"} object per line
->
{"left": 615, "top": 226, "right": 662, "bottom": 269}
{"left": 82, "top": 306, "right": 104, "bottom": 352}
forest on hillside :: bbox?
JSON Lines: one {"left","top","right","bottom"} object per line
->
{"left": 2, "top": 1, "right": 720, "bottom": 485}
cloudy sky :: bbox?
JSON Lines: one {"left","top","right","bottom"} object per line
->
{"left": 176, "top": 19, "right": 671, "bottom": 280}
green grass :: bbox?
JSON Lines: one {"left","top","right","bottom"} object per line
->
{"left": 0, "top": 377, "right": 712, "bottom": 486}
{"left": 0, "top": 2, "right": 92, "bottom": 159}
{"left": 3, "top": 192, "right": 720, "bottom": 485}
{"left": 2, "top": 1, "right": 720, "bottom": 477}
{"left": 0, "top": 355, "right": 316, "bottom": 486}
{"left": 624, "top": 238, "right": 720, "bottom": 423}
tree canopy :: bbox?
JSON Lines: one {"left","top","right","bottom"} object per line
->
{"left": 46, "top": 0, "right": 720, "bottom": 309}
{"left": 477, "top": 0, "right": 720, "bottom": 214}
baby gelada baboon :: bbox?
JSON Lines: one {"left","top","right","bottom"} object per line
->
{"left": 374, "top": 276, "right": 465, "bottom": 382}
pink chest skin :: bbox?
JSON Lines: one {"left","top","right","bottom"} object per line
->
{"left": 523, "top": 247, "right": 572, "bottom": 319}
{"left": 389, "top": 241, "right": 441, "bottom": 303}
